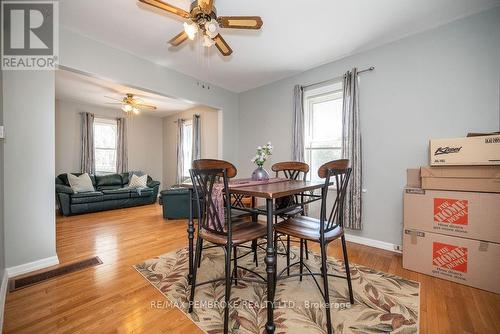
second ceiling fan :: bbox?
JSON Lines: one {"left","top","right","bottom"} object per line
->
{"left": 139, "top": 0, "right": 263, "bottom": 56}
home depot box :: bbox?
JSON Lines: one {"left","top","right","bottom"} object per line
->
{"left": 429, "top": 134, "right": 500, "bottom": 166}
{"left": 404, "top": 188, "right": 500, "bottom": 243}
{"left": 403, "top": 229, "right": 500, "bottom": 293}
{"left": 406, "top": 168, "right": 421, "bottom": 188}
{"left": 421, "top": 166, "right": 500, "bottom": 193}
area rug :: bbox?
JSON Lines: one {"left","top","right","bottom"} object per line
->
{"left": 134, "top": 244, "right": 419, "bottom": 334}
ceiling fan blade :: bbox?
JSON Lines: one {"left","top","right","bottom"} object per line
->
{"left": 217, "top": 16, "right": 263, "bottom": 30}
{"left": 198, "top": 0, "right": 214, "bottom": 14}
{"left": 213, "top": 34, "right": 233, "bottom": 56}
{"left": 104, "top": 96, "right": 123, "bottom": 102}
{"left": 168, "top": 31, "right": 188, "bottom": 46}
{"left": 138, "top": 0, "right": 190, "bottom": 19}
{"left": 137, "top": 104, "right": 157, "bottom": 110}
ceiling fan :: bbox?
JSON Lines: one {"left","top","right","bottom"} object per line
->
{"left": 105, "top": 93, "right": 157, "bottom": 115}
{"left": 138, "top": 0, "right": 263, "bottom": 56}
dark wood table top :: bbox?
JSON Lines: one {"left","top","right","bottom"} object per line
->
{"left": 180, "top": 179, "right": 325, "bottom": 199}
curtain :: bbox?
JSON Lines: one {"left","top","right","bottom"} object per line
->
{"left": 192, "top": 114, "right": 201, "bottom": 161}
{"left": 342, "top": 68, "right": 362, "bottom": 230}
{"left": 292, "top": 85, "right": 305, "bottom": 162}
{"left": 80, "top": 112, "right": 95, "bottom": 174}
{"left": 176, "top": 118, "right": 185, "bottom": 185}
{"left": 116, "top": 118, "right": 128, "bottom": 173}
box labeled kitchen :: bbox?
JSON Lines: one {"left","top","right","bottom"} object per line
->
{"left": 429, "top": 135, "right": 500, "bottom": 166}
{"left": 420, "top": 166, "right": 500, "bottom": 193}
{"left": 403, "top": 229, "right": 500, "bottom": 293}
{"left": 404, "top": 188, "right": 500, "bottom": 243}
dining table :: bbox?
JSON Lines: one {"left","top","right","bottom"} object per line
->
{"left": 181, "top": 178, "right": 325, "bottom": 333}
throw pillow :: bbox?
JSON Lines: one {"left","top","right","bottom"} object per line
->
{"left": 128, "top": 174, "right": 148, "bottom": 189}
{"left": 67, "top": 173, "right": 95, "bottom": 193}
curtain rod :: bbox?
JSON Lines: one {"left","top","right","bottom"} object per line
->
{"left": 173, "top": 114, "right": 200, "bottom": 123}
{"left": 303, "top": 66, "right": 375, "bottom": 90}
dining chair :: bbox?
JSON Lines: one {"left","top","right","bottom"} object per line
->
{"left": 192, "top": 159, "right": 259, "bottom": 267}
{"left": 271, "top": 161, "right": 311, "bottom": 274}
{"left": 274, "top": 159, "right": 354, "bottom": 334}
{"left": 188, "top": 167, "right": 267, "bottom": 334}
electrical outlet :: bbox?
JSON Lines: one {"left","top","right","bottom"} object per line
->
{"left": 0, "top": 125, "right": 4, "bottom": 139}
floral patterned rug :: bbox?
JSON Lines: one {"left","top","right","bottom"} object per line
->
{"left": 134, "top": 243, "right": 419, "bottom": 334}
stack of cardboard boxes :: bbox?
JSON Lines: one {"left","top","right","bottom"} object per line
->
{"left": 403, "top": 134, "right": 500, "bottom": 293}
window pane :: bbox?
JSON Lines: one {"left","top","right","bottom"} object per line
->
{"left": 306, "top": 148, "right": 342, "bottom": 182}
{"left": 95, "top": 149, "right": 117, "bottom": 173}
{"left": 94, "top": 119, "right": 117, "bottom": 174}
{"left": 182, "top": 123, "right": 193, "bottom": 177}
{"left": 94, "top": 123, "right": 117, "bottom": 149}
{"left": 311, "top": 98, "right": 342, "bottom": 143}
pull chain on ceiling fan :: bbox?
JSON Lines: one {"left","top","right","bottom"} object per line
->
{"left": 138, "top": 0, "right": 263, "bottom": 56}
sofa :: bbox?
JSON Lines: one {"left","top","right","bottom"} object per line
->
{"left": 56, "top": 172, "right": 160, "bottom": 216}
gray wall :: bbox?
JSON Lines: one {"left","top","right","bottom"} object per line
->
{"left": 238, "top": 8, "right": 500, "bottom": 246}
{"left": 0, "top": 68, "right": 5, "bottom": 277}
{"left": 3, "top": 71, "right": 57, "bottom": 267}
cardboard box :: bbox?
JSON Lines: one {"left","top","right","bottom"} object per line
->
{"left": 421, "top": 166, "right": 500, "bottom": 193}
{"left": 429, "top": 135, "right": 500, "bottom": 166}
{"left": 404, "top": 188, "right": 500, "bottom": 243}
{"left": 403, "top": 228, "right": 500, "bottom": 293}
{"left": 406, "top": 168, "right": 421, "bottom": 188}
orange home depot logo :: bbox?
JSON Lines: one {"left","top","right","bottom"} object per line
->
{"left": 432, "top": 242, "right": 468, "bottom": 273}
{"left": 434, "top": 198, "right": 468, "bottom": 225}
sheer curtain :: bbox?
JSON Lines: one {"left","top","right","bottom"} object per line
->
{"left": 342, "top": 68, "right": 362, "bottom": 230}
{"left": 192, "top": 114, "right": 201, "bottom": 161}
{"left": 292, "top": 85, "right": 305, "bottom": 162}
{"left": 80, "top": 112, "right": 95, "bottom": 173}
{"left": 116, "top": 118, "right": 128, "bottom": 173}
{"left": 176, "top": 119, "right": 185, "bottom": 185}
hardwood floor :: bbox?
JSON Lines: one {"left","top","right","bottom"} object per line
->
{"left": 3, "top": 204, "right": 500, "bottom": 333}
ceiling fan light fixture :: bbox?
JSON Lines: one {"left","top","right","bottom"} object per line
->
{"left": 204, "top": 20, "right": 219, "bottom": 39}
{"left": 133, "top": 107, "right": 140, "bottom": 115}
{"left": 202, "top": 35, "right": 214, "bottom": 48}
{"left": 122, "top": 104, "right": 133, "bottom": 113}
{"left": 183, "top": 21, "right": 198, "bottom": 40}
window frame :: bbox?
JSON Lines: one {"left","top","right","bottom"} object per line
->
{"left": 303, "top": 81, "right": 344, "bottom": 183}
{"left": 94, "top": 117, "right": 118, "bottom": 175}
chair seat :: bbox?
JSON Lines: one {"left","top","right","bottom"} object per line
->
{"left": 200, "top": 221, "right": 267, "bottom": 245}
{"left": 275, "top": 216, "right": 344, "bottom": 242}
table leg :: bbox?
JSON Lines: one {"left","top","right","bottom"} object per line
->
{"left": 187, "top": 188, "right": 194, "bottom": 285}
{"left": 265, "top": 198, "right": 276, "bottom": 333}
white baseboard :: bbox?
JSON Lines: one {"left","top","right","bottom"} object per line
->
{"left": 0, "top": 270, "right": 8, "bottom": 332}
{"left": 344, "top": 233, "right": 401, "bottom": 253}
{"left": 6, "top": 256, "right": 60, "bottom": 278}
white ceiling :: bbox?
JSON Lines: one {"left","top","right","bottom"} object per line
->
{"left": 60, "top": 0, "right": 500, "bottom": 93}
{"left": 55, "top": 69, "right": 196, "bottom": 117}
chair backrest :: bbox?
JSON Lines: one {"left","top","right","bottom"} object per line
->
{"left": 190, "top": 168, "right": 232, "bottom": 236}
{"left": 317, "top": 159, "right": 351, "bottom": 235}
{"left": 192, "top": 159, "right": 237, "bottom": 178}
{"left": 271, "top": 161, "right": 309, "bottom": 181}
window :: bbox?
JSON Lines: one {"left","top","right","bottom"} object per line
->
{"left": 182, "top": 120, "right": 193, "bottom": 178}
{"left": 94, "top": 118, "right": 118, "bottom": 174}
{"left": 304, "top": 82, "right": 343, "bottom": 182}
